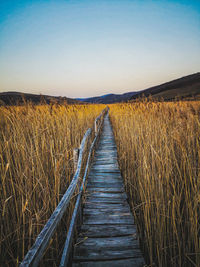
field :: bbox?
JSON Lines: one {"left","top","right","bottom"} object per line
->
{"left": 0, "top": 103, "right": 104, "bottom": 266}
{"left": 109, "top": 101, "right": 200, "bottom": 266}
{"left": 1, "top": 101, "right": 200, "bottom": 266}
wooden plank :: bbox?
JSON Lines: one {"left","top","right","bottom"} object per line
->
{"left": 83, "top": 207, "right": 132, "bottom": 214}
{"left": 86, "top": 182, "right": 124, "bottom": 188}
{"left": 78, "top": 224, "right": 137, "bottom": 238}
{"left": 85, "top": 192, "right": 127, "bottom": 199}
{"left": 83, "top": 216, "right": 134, "bottom": 225}
{"left": 88, "top": 174, "right": 122, "bottom": 179}
{"left": 94, "top": 154, "right": 118, "bottom": 158}
{"left": 83, "top": 202, "right": 129, "bottom": 210}
{"left": 83, "top": 206, "right": 130, "bottom": 213}
{"left": 97, "top": 146, "right": 117, "bottom": 149}
{"left": 90, "top": 171, "right": 121, "bottom": 176}
{"left": 90, "top": 168, "right": 120, "bottom": 173}
{"left": 86, "top": 187, "right": 124, "bottom": 193}
{"left": 91, "top": 163, "right": 119, "bottom": 168}
{"left": 73, "top": 236, "right": 142, "bottom": 261}
{"left": 87, "top": 178, "right": 123, "bottom": 184}
{"left": 88, "top": 175, "right": 122, "bottom": 180}
{"left": 93, "top": 156, "right": 117, "bottom": 160}
{"left": 72, "top": 258, "right": 145, "bottom": 267}
{"left": 93, "top": 156, "right": 118, "bottom": 160}
{"left": 92, "top": 160, "right": 117, "bottom": 165}
{"left": 84, "top": 197, "right": 127, "bottom": 204}
{"left": 88, "top": 172, "right": 121, "bottom": 177}
{"left": 96, "top": 142, "right": 116, "bottom": 145}
{"left": 98, "top": 140, "right": 116, "bottom": 143}
{"left": 97, "top": 146, "right": 117, "bottom": 150}
{"left": 92, "top": 159, "right": 118, "bottom": 163}
{"left": 94, "top": 151, "right": 117, "bottom": 155}
{"left": 87, "top": 179, "right": 123, "bottom": 184}
{"left": 83, "top": 212, "right": 134, "bottom": 225}
{"left": 97, "top": 148, "right": 117, "bottom": 151}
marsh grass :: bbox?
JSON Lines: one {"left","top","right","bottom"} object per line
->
{"left": 0, "top": 103, "right": 104, "bottom": 266}
{"left": 110, "top": 101, "right": 200, "bottom": 267}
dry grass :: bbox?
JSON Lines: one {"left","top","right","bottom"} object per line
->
{"left": 110, "top": 101, "right": 200, "bottom": 267}
{"left": 0, "top": 103, "right": 104, "bottom": 266}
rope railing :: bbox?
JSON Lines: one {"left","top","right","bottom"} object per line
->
{"left": 20, "top": 107, "right": 108, "bottom": 267}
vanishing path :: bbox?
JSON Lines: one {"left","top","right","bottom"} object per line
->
{"left": 72, "top": 114, "right": 145, "bottom": 266}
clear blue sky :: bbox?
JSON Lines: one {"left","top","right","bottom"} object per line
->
{"left": 0, "top": 0, "right": 199, "bottom": 98}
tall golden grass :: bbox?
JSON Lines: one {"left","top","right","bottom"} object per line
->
{"left": 110, "top": 101, "right": 200, "bottom": 267}
{"left": 0, "top": 103, "right": 104, "bottom": 266}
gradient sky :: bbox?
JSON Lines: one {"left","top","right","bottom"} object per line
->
{"left": 0, "top": 0, "right": 200, "bottom": 98}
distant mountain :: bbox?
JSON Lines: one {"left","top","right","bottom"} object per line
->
{"left": 77, "top": 92, "right": 138, "bottom": 104}
{"left": 77, "top": 73, "right": 200, "bottom": 104}
{"left": 130, "top": 72, "right": 200, "bottom": 101}
{"left": 0, "top": 92, "right": 81, "bottom": 105}
{"left": 1, "top": 73, "right": 199, "bottom": 106}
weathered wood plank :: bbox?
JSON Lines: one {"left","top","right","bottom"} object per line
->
{"left": 92, "top": 160, "right": 117, "bottom": 165}
{"left": 87, "top": 178, "right": 123, "bottom": 184}
{"left": 90, "top": 170, "right": 120, "bottom": 174}
{"left": 94, "top": 153, "right": 116, "bottom": 156}
{"left": 73, "top": 236, "right": 142, "bottom": 261}
{"left": 79, "top": 224, "right": 137, "bottom": 238}
{"left": 89, "top": 169, "right": 120, "bottom": 173}
{"left": 87, "top": 179, "right": 123, "bottom": 185}
{"left": 94, "top": 155, "right": 118, "bottom": 159}
{"left": 85, "top": 192, "right": 127, "bottom": 199}
{"left": 72, "top": 258, "right": 145, "bottom": 267}
{"left": 83, "top": 202, "right": 129, "bottom": 210}
{"left": 91, "top": 163, "right": 119, "bottom": 168}
{"left": 95, "top": 148, "right": 116, "bottom": 152}
{"left": 83, "top": 213, "right": 134, "bottom": 225}
{"left": 85, "top": 197, "right": 127, "bottom": 204}
{"left": 89, "top": 171, "right": 121, "bottom": 175}
{"left": 92, "top": 156, "right": 118, "bottom": 161}
{"left": 97, "top": 148, "right": 117, "bottom": 152}
{"left": 86, "top": 182, "right": 124, "bottom": 188}
{"left": 83, "top": 217, "right": 134, "bottom": 225}
{"left": 88, "top": 173, "right": 121, "bottom": 178}
{"left": 86, "top": 187, "right": 124, "bottom": 193}
{"left": 83, "top": 206, "right": 130, "bottom": 213}
{"left": 88, "top": 173, "right": 122, "bottom": 179}
{"left": 95, "top": 158, "right": 118, "bottom": 162}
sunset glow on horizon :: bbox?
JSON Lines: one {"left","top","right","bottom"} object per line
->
{"left": 0, "top": 0, "right": 200, "bottom": 98}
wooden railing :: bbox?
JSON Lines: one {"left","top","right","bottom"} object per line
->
{"left": 20, "top": 107, "right": 108, "bottom": 267}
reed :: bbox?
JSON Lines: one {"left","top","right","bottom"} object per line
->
{"left": 0, "top": 103, "right": 104, "bottom": 266}
{"left": 110, "top": 101, "right": 200, "bottom": 267}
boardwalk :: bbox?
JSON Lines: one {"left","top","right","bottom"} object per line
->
{"left": 72, "top": 114, "right": 145, "bottom": 266}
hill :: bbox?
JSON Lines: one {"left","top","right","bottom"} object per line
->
{"left": 77, "top": 92, "right": 137, "bottom": 104}
{"left": 78, "top": 73, "right": 200, "bottom": 104}
{"left": 130, "top": 72, "right": 200, "bottom": 101}
{"left": 0, "top": 92, "right": 81, "bottom": 106}
{"left": 1, "top": 73, "right": 199, "bottom": 105}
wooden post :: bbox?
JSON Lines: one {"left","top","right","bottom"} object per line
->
{"left": 94, "top": 119, "right": 98, "bottom": 136}
{"left": 73, "top": 148, "right": 79, "bottom": 172}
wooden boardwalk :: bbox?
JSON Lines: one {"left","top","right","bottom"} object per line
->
{"left": 72, "top": 114, "right": 145, "bottom": 266}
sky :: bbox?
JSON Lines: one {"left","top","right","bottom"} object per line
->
{"left": 0, "top": 0, "right": 199, "bottom": 98}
